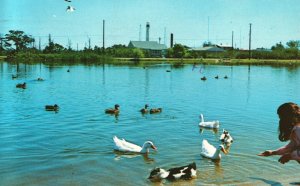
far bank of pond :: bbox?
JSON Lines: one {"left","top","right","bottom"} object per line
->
{"left": 1, "top": 55, "right": 300, "bottom": 66}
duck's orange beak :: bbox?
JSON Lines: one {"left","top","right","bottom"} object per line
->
{"left": 151, "top": 145, "right": 157, "bottom": 151}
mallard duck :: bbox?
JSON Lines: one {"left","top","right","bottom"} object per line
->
{"left": 215, "top": 75, "right": 219, "bottom": 79}
{"left": 45, "top": 104, "right": 59, "bottom": 111}
{"left": 199, "top": 114, "right": 219, "bottom": 129}
{"left": 16, "top": 82, "right": 26, "bottom": 89}
{"left": 12, "top": 74, "right": 17, "bottom": 79}
{"left": 140, "top": 104, "right": 149, "bottom": 114}
{"left": 113, "top": 136, "right": 157, "bottom": 153}
{"left": 148, "top": 162, "right": 197, "bottom": 181}
{"left": 37, "top": 77, "right": 44, "bottom": 81}
{"left": 166, "top": 70, "right": 171, "bottom": 72}
{"left": 67, "top": 69, "right": 70, "bottom": 72}
{"left": 219, "top": 129, "right": 234, "bottom": 145}
{"left": 105, "top": 104, "right": 120, "bottom": 114}
{"left": 200, "top": 139, "right": 227, "bottom": 160}
{"left": 150, "top": 108, "right": 162, "bottom": 114}
{"left": 200, "top": 76, "right": 207, "bottom": 81}
{"left": 224, "top": 75, "right": 228, "bottom": 79}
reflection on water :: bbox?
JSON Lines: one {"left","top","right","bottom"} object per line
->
{"left": 113, "top": 151, "right": 155, "bottom": 163}
{"left": 1, "top": 61, "right": 300, "bottom": 185}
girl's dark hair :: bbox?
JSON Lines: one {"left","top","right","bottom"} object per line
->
{"left": 277, "top": 102, "right": 300, "bottom": 141}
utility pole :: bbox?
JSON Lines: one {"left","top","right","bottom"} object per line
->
{"left": 249, "top": 23, "right": 252, "bottom": 60}
{"left": 48, "top": 34, "right": 52, "bottom": 45}
{"left": 208, "top": 16, "right": 210, "bottom": 42}
{"left": 39, "top": 37, "right": 41, "bottom": 51}
{"left": 102, "top": 19, "right": 105, "bottom": 51}
{"left": 68, "top": 38, "right": 72, "bottom": 50}
{"left": 88, "top": 37, "right": 91, "bottom": 49}
{"left": 164, "top": 27, "right": 166, "bottom": 45}
{"left": 232, "top": 31, "right": 234, "bottom": 50}
{"left": 77, "top": 43, "right": 78, "bottom": 51}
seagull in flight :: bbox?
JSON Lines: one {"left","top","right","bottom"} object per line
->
{"left": 66, "top": 5, "right": 75, "bottom": 12}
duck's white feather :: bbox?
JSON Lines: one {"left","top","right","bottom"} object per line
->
{"left": 199, "top": 114, "right": 219, "bottom": 129}
{"left": 113, "top": 136, "right": 142, "bottom": 152}
{"left": 201, "top": 139, "right": 222, "bottom": 160}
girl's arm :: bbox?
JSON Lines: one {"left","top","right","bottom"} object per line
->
{"left": 272, "top": 140, "right": 295, "bottom": 155}
{"left": 258, "top": 141, "right": 295, "bottom": 156}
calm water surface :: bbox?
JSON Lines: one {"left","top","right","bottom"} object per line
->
{"left": 1, "top": 62, "right": 300, "bottom": 185}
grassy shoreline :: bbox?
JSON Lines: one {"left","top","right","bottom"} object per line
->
{"left": 115, "top": 57, "right": 300, "bottom": 66}
{"left": 1, "top": 55, "right": 300, "bottom": 66}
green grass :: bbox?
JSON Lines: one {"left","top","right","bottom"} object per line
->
{"left": 3, "top": 53, "right": 300, "bottom": 67}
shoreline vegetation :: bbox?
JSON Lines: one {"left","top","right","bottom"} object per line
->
{"left": 1, "top": 30, "right": 300, "bottom": 66}
{"left": 1, "top": 54, "right": 300, "bottom": 66}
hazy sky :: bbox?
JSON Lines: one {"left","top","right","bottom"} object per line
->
{"left": 1, "top": 0, "right": 300, "bottom": 49}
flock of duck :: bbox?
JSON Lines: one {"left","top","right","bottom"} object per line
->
{"left": 104, "top": 104, "right": 162, "bottom": 115}
{"left": 201, "top": 75, "right": 229, "bottom": 81}
{"left": 111, "top": 105, "right": 234, "bottom": 182}
{"left": 13, "top": 69, "right": 233, "bottom": 183}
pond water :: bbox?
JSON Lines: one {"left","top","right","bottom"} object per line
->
{"left": 1, "top": 61, "right": 300, "bottom": 186}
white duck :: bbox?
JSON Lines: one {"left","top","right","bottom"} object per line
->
{"left": 199, "top": 114, "right": 220, "bottom": 129}
{"left": 200, "top": 139, "right": 227, "bottom": 160}
{"left": 219, "top": 129, "right": 234, "bottom": 145}
{"left": 113, "top": 136, "right": 157, "bottom": 153}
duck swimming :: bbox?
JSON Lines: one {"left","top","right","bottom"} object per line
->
{"left": 16, "top": 82, "right": 26, "bottom": 89}
{"left": 140, "top": 104, "right": 149, "bottom": 114}
{"left": 113, "top": 136, "right": 157, "bottom": 154}
{"left": 150, "top": 108, "right": 162, "bottom": 114}
{"left": 215, "top": 75, "right": 219, "bottom": 79}
{"left": 66, "top": 6, "right": 75, "bottom": 12}
{"left": 220, "top": 129, "right": 234, "bottom": 145}
{"left": 199, "top": 114, "right": 219, "bottom": 129}
{"left": 200, "top": 139, "right": 227, "bottom": 160}
{"left": 148, "top": 162, "right": 197, "bottom": 181}
{"left": 200, "top": 76, "right": 207, "bottom": 81}
{"left": 45, "top": 104, "right": 59, "bottom": 111}
{"left": 105, "top": 104, "right": 120, "bottom": 114}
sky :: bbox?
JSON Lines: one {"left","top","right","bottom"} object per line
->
{"left": 1, "top": 0, "right": 300, "bottom": 50}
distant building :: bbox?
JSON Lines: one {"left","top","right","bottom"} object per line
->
{"left": 216, "top": 44, "right": 232, "bottom": 50}
{"left": 128, "top": 41, "right": 167, "bottom": 57}
{"left": 255, "top": 47, "right": 272, "bottom": 52}
{"left": 189, "top": 46, "right": 225, "bottom": 52}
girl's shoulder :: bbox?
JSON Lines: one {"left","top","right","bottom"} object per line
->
{"left": 292, "top": 125, "right": 300, "bottom": 137}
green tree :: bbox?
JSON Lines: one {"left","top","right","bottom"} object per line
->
{"left": 44, "top": 42, "right": 65, "bottom": 53}
{"left": 5, "top": 30, "right": 35, "bottom": 51}
{"left": 286, "top": 40, "right": 300, "bottom": 49}
{"left": 203, "top": 41, "right": 213, "bottom": 47}
{"left": 131, "top": 48, "right": 144, "bottom": 58}
{"left": 271, "top": 42, "right": 284, "bottom": 51}
{"left": 173, "top": 44, "right": 186, "bottom": 58}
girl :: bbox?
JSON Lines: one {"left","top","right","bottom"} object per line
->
{"left": 258, "top": 102, "right": 300, "bottom": 164}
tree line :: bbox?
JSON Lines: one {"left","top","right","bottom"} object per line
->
{"left": 0, "top": 30, "right": 299, "bottom": 61}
